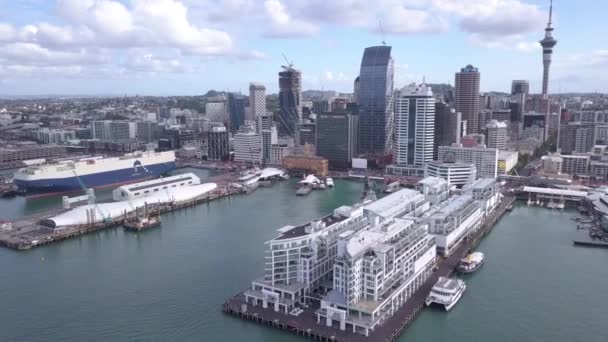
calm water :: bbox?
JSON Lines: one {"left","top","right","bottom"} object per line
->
{"left": 1, "top": 181, "right": 607, "bottom": 341}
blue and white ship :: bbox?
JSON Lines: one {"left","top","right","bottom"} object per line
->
{"left": 13, "top": 151, "right": 176, "bottom": 197}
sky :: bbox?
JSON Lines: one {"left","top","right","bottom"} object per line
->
{"left": 0, "top": 0, "right": 606, "bottom": 96}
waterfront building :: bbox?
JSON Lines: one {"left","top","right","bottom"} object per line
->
{"left": 438, "top": 144, "right": 499, "bottom": 179}
{"left": 424, "top": 194, "right": 483, "bottom": 256}
{"left": 112, "top": 173, "right": 201, "bottom": 201}
{"left": 469, "top": 178, "right": 501, "bottom": 219}
{"left": 416, "top": 176, "right": 449, "bottom": 205}
{"left": 357, "top": 45, "right": 394, "bottom": 155}
{"left": 486, "top": 120, "right": 508, "bottom": 150}
{"left": 497, "top": 150, "right": 519, "bottom": 175}
{"left": 282, "top": 155, "right": 328, "bottom": 177}
{"left": 233, "top": 130, "right": 261, "bottom": 164}
{"left": 245, "top": 205, "right": 368, "bottom": 315}
{"left": 454, "top": 65, "right": 481, "bottom": 134}
{"left": 425, "top": 160, "right": 477, "bottom": 188}
{"left": 317, "top": 189, "right": 434, "bottom": 336}
{"left": 248, "top": 83, "right": 266, "bottom": 121}
{"left": 278, "top": 66, "right": 302, "bottom": 138}
{"left": 208, "top": 126, "right": 229, "bottom": 161}
{"left": 387, "top": 83, "right": 435, "bottom": 177}
{"left": 316, "top": 112, "right": 358, "bottom": 170}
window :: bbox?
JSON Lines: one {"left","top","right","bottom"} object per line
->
{"left": 134, "top": 192, "right": 140, "bottom": 196}
{"left": 154, "top": 189, "right": 159, "bottom": 192}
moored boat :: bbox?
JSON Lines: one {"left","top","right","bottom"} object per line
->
{"left": 457, "top": 252, "right": 485, "bottom": 273}
{"left": 425, "top": 277, "right": 466, "bottom": 311}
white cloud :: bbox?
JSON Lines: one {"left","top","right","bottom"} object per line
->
{"left": 468, "top": 33, "right": 540, "bottom": 52}
{"left": 263, "top": 0, "right": 318, "bottom": 38}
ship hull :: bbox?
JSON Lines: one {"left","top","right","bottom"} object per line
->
{"left": 14, "top": 161, "right": 176, "bottom": 197}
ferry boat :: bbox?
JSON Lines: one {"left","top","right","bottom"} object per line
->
{"left": 123, "top": 214, "right": 161, "bottom": 232}
{"left": 13, "top": 151, "right": 176, "bottom": 197}
{"left": 425, "top": 277, "right": 466, "bottom": 311}
{"left": 457, "top": 252, "right": 485, "bottom": 274}
{"left": 326, "top": 178, "right": 334, "bottom": 188}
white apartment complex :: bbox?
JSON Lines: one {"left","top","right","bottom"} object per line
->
{"left": 233, "top": 131, "right": 261, "bottom": 164}
{"left": 438, "top": 144, "right": 499, "bottom": 179}
{"left": 425, "top": 160, "right": 477, "bottom": 188}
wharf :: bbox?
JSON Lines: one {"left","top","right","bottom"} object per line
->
{"left": 222, "top": 195, "right": 516, "bottom": 342}
{"left": 573, "top": 230, "right": 608, "bottom": 248}
{"left": 0, "top": 188, "right": 239, "bottom": 251}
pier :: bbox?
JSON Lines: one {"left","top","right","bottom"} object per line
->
{"left": 0, "top": 187, "right": 240, "bottom": 251}
{"left": 222, "top": 195, "right": 515, "bottom": 342}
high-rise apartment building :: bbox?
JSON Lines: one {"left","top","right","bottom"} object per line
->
{"left": 558, "top": 122, "right": 594, "bottom": 154}
{"left": 357, "top": 45, "right": 394, "bottom": 155}
{"left": 233, "top": 130, "right": 262, "bottom": 164}
{"left": 455, "top": 65, "right": 481, "bottom": 134}
{"left": 248, "top": 83, "right": 266, "bottom": 121}
{"left": 278, "top": 66, "right": 302, "bottom": 138}
{"left": 388, "top": 83, "right": 434, "bottom": 176}
{"left": 90, "top": 121, "right": 136, "bottom": 141}
{"left": 486, "top": 120, "right": 508, "bottom": 150}
{"left": 316, "top": 112, "right": 358, "bottom": 170}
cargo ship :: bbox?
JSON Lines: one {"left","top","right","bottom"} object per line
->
{"left": 13, "top": 151, "right": 176, "bottom": 197}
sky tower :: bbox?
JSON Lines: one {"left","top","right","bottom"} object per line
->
{"left": 540, "top": 0, "right": 557, "bottom": 98}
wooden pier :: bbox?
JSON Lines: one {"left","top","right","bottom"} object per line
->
{"left": 222, "top": 195, "right": 516, "bottom": 342}
{"left": 0, "top": 188, "right": 240, "bottom": 251}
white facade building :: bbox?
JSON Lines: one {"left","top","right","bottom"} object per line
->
{"left": 486, "top": 120, "right": 508, "bottom": 150}
{"left": 249, "top": 83, "right": 266, "bottom": 121}
{"left": 389, "top": 83, "right": 435, "bottom": 177}
{"left": 438, "top": 144, "right": 499, "bottom": 179}
{"left": 425, "top": 194, "right": 483, "bottom": 256}
{"left": 415, "top": 176, "right": 450, "bottom": 205}
{"left": 233, "top": 131, "right": 261, "bottom": 164}
{"left": 425, "top": 161, "right": 477, "bottom": 188}
{"left": 112, "top": 173, "right": 201, "bottom": 201}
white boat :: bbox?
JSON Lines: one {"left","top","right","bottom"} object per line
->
{"left": 457, "top": 252, "right": 485, "bottom": 273}
{"left": 326, "top": 178, "right": 334, "bottom": 188}
{"left": 425, "top": 277, "right": 466, "bottom": 311}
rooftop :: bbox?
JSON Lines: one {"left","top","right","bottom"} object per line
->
{"left": 472, "top": 178, "right": 496, "bottom": 190}
{"left": 363, "top": 188, "right": 421, "bottom": 218}
{"left": 273, "top": 211, "right": 350, "bottom": 241}
{"left": 432, "top": 194, "right": 475, "bottom": 219}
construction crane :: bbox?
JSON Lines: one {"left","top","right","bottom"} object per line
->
{"left": 281, "top": 53, "right": 294, "bottom": 70}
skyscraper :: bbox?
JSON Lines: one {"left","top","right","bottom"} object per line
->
{"left": 248, "top": 83, "right": 266, "bottom": 121}
{"left": 357, "top": 45, "right": 394, "bottom": 155}
{"left": 387, "top": 83, "right": 434, "bottom": 177}
{"left": 486, "top": 120, "right": 508, "bottom": 150}
{"left": 228, "top": 93, "right": 246, "bottom": 133}
{"left": 434, "top": 101, "right": 462, "bottom": 159}
{"left": 278, "top": 66, "right": 302, "bottom": 138}
{"left": 455, "top": 65, "right": 481, "bottom": 134}
{"left": 540, "top": 0, "right": 557, "bottom": 139}
{"left": 316, "top": 112, "right": 358, "bottom": 170}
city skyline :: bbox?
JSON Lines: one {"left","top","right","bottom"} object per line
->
{"left": 0, "top": 0, "right": 606, "bottom": 96}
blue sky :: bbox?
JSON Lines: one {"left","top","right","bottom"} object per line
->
{"left": 0, "top": 0, "right": 605, "bottom": 96}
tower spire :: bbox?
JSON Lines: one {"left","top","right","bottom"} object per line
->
{"left": 548, "top": 0, "right": 553, "bottom": 26}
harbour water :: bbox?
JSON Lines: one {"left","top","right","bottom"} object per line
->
{"left": 0, "top": 179, "right": 607, "bottom": 341}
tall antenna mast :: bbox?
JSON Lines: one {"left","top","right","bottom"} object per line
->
{"left": 378, "top": 19, "right": 386, "bottom": 46}
{"left": 548, "top": 0, "right": 553, "bottom": 25}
